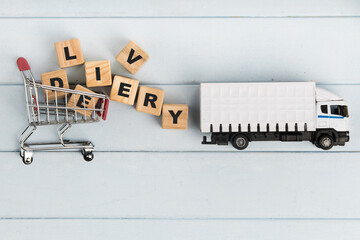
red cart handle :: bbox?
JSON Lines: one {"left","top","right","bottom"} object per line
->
{"left": 17, "top": 57, "right": 31, "bottom": 71}
{"left": 97, "top": 99, "right": 110, "bottom": 120}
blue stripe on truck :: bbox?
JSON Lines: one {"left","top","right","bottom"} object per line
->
{"left": 318, "top": 115, "right": 344, "bottom": 119}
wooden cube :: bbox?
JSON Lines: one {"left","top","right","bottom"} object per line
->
{"left": 110, "top": 75, "right": 139, "bottom": 105}
{"left": 136, "top": 86, "right": 164, "bottom": 116}
{"left": 85, "top": 60, "right": 112, "bottom": 87}
{"left": 54, "top": 38, "right": 84, "bottom": 68}
{"left": 41, "top": 69, "right": 70, "bottom": 101}
{"left": 115, "top": 41, "right": 149, "bottom": 74}
{"left": 162, "top": 104, "right": 188, "bottom": 129}
{"left": 66, "top": 85, "right": 99, "bottom": 117}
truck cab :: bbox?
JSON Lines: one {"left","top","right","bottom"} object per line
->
{"left": 316, "top": 87, "right": 349, "bottom": 132}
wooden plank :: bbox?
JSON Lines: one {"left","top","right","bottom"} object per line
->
{"left": 1, "top": 219, "right": 360, "bottom": 240}
{"left": 1, "top": 151, "right": 360, "bottom": 218}
{"left": 2, "top": 85, "right": 356, "bottom": 152}
{"left": 0, "top": 0, "right": 359, "bottom": 17}
{"left": 3, "top": 18, "right": 360, "bottom": 85}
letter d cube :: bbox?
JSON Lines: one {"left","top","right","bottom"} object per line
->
{"left": 41, "top": 69, "right": 70, "bottom": 101}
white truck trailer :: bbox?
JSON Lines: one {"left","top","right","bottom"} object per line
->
{"left": 201, "top": 82, "right": 349, "bottom": 150}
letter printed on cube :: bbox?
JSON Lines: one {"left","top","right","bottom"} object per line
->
{"left": 136, "top": 86, "right": 164, "bottom": 116}
{"left": 54, "top": 38, "right": 84, "bottom": 68}
{"left": 41, "top": 69, "right": 70, "bottom": 101}
{"left": 66, "top": 85, "right": 99, "bottom": 117}
{"left": 85, "top": 60, "right": 112, "bottom": 87}
{"left": 162, "top": 104, "right": 188, "bottom": 129}
{"left": 115, "top": 41, "right": 149, "bottom": 74}
{"left": 110, "top": 75, "right": 139, "bottom": 105}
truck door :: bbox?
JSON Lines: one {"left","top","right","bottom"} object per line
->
{"left": 329, "top": 104, "right": 348, "bottom": 131}
{"left": 317, "top": 104, "right": 329, "bottom": 129}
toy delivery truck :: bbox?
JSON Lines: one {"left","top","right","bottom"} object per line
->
{"left": 201, "top": 82, "right": 349, "bottom": 150}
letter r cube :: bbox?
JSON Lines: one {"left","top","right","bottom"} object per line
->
{"left": 136, "top": 86, "right": 164, "bottom": 116}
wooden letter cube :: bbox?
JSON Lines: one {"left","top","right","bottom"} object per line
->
{"left": 136, "top": 86, "right": 164, "bottom": 116}
{"left": 66, "top": 85, "right": 99, "bottom": 117}
{"left": 116, "top": 41, "right": 149, "bottom": 74}
{"left": 41, "top": 69, "right": 70, "bottom": 101}
{"left": 54, "top": 38, "right": 84, "bottom": 68}
{"left": 162, "top": 104, "right": 188, "bottom": 129}
{"left": 110, "top": 75, "right": 139, "bottom": 105}
{"left": 85, "top": 60, "right": 112, "bottom": 87}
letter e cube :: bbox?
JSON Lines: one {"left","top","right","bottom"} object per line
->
{"left": 66, "top": 85, "right": 99, "bottom": 117}
{"left": 110, "top": 75, "right": 139, "bottom": 105}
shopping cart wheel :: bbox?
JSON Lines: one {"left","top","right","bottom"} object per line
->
{"left": 82, "top": 149, "right": 94, "bottom": 162}
{"left": 22, "top": 156, "right": 33, "bottom": 165}
{"left": 21, "top": 151, "right": 33, "bottom": 165}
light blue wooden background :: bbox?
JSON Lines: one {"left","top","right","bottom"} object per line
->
{"left": 1, "top": 0, "right": 360, "bottom": 239}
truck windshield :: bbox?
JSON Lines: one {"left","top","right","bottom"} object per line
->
{"left": 330, "top": 105, "right": 349, "bottom": 118}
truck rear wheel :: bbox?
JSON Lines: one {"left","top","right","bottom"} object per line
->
{"left": 231, "top": 134, "right": 249, "bottom": 150}
{"left": 317, "top": 134, "right": 334, "bottom": 150}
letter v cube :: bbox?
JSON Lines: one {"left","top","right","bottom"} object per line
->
{"left": 116, "top": 41, "right": 149, "bottom": 74}
{"left": 162, "top": 104, "right": 188, "bottom": 129}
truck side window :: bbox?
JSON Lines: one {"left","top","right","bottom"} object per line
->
{"left": 330, "top": 105, "right": 341, "bottom": 115}
{"left": 321, "top": 105, "right": 328, "bottom": 114}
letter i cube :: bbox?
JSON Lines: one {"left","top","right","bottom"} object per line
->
{"left": 85, "top": 60, "right": 112, "bottom": 87}
{"left": 162, "top": 104, "right": 188, "bottom": 129}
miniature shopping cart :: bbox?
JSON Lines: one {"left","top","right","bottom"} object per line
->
{"left": 17, "top": 57, "right": 109, "bottom": 165}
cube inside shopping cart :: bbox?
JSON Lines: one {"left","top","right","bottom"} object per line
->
{"left": 41, "top": 69, "right": 70, "bottom": 101}
{"left": 66, "top": 85, "right": 99, "bottom": 117}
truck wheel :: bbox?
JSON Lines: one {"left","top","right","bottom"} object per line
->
{"left": 317, "top": 134, "right": 334, "bottom": 150}
{"left": 231, "top": 134, "right": 249, "bottom": 150}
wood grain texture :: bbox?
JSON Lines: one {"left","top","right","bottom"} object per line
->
{"left": 1, "top": 85, "right": 356, "bottom": 152}
{"left": 1, "top": 219, "right": 360, "bottom": 240}
{"left": 0, "top": 151, "right": 360, "bottom": 218}
{"left": 0, "top": 0, "right": 359, "bottom": 17}
{"left": 162, "top": 104, "right": 188, "bottom": 129}
{"left": 110, "top": 75, "right": 139, "bottom": 105}
{"left": 66, "top": 85, "right": 99, "bottom": 117}
{"left": 116, "top": 41, "right": 149, "bottom": 74}
{"left": 41, "top": 69, "right": 70, "bottom": 100}
{"left": 54, "top": 38, "right": 84, "bottom": 68}
{"left": 1, "top": 18, "right": 359, "bottom": 85}
{"left": 85, "top": 60, "right": 112, "bottom": 87}
{"left": 1, "top": 1, "right": 360, "bottom": 237}
{"left": 136, "top": 86, "right": 165, "bottom": 116}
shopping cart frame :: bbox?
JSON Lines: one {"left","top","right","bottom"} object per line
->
{"left": 17, "top": 57, "right": 109, "bottom": 165}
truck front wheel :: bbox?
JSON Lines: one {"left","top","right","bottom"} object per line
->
{"left": 231, "top": 134, "right": 249, "bottom": 150}
{"left": 317, "top": 134, "right": 334, "bottom": 150}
